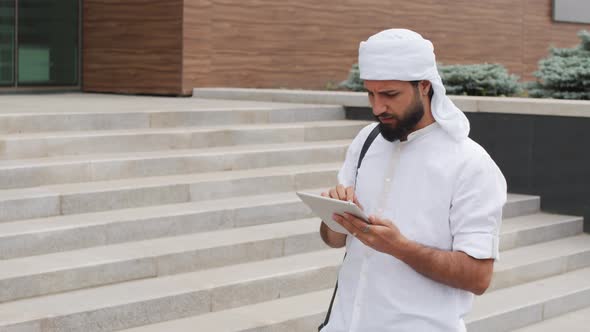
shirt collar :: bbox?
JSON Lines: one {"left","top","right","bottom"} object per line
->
{"left": 402, "top": 121, "right": 440, "bottom": 143}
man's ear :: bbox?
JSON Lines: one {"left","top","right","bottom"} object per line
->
{"left": 420, "top": 80, "right": 432, "bottom": 96}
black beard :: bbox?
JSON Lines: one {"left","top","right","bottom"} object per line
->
{"left": 374, "top": 96, "right": 425, "bottom": 142}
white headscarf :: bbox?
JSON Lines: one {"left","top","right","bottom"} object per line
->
{"left": 358, "top": 29, "right": 470, "bottom": 141}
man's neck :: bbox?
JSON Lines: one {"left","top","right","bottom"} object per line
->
{"left": 405, "top": 99, "right": 436, "bottom": 139}
{"left": 401, "top": 118, "right": 436, "bottom": 141}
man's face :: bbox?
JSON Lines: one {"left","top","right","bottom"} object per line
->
{"left": 364, "top": 80, "right": 425, "bottom": 142}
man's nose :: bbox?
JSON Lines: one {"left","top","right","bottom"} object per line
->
{"left": 372, "top": 96, "right": 387, "bottom": 117}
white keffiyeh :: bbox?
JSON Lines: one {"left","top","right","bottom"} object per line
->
{"left": 358, "top": 29, "right": 470, "bottom": 141}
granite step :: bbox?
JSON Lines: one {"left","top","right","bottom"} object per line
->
{"left": 0, "top": 210, "right": 578, "bottom": 304}
{"left": 500, "top": 211, "right": 583, "bottom": 251}
{"left": 501, "top": 193, "right": 540, "bottom": 219}
{"left": 491, "top": 234, "right": 590, "bottom": 290}
{"left": 510, "top": 306, "right": 590, "bottom": 332}
{"left": 0, "top": 250, "right": 342, "bottom": 332}
{"left": 0, "top": 217, "right": 329, "bottom": 303}
{"left": 0, "top": 163, "right": 341, "bottom": 223}
{"left": 466, "top": 267, "right": 590, "bottom": 332}
{"left": 2, "top": 232, "right": 590, "bottom": 331}
{"left": 120, "top": 266, "right": 590, "bottom": 332}
{"left": 118, "top": 289, "right": 333, "bottom": 332}
{"left": 0, "top": 192, "right": 543, "bottom": 259}
{"left": 0, "top": 120, "right": 368, "bottom": 159}
{"left": 0, "top": 190, "right": 321, "bottom": 259}
{"left": 0, "top": 140, "right": 352, "bottom": 189}
{"left": 0, "top": 166, "right": 540, "bottom": 225}
{"left": 0, "top": 104, "right": 346, "bottom": 134}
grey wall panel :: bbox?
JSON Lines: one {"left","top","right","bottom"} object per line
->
{"left": 554, "top": 0, "right": 590, "bottom": 24}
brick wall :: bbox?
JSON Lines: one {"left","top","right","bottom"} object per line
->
{"left": 83, "top": 0, "right": 184, "bottom": 95}
{"left": 83, "top": 0, "right": 590, "bottom": 95}
{"left": 183, "top": 0, "right": 590, "bottom": 92}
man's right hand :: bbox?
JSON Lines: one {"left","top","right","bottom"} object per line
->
{"left": 321, "top": 184, "right": 363, "bottom": 210}
{"left": 319, "top": 184, "right": 361, "bottom": 248}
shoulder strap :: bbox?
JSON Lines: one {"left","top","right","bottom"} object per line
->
{"left": 356, "top": 125, "right": 381, "bottom": 171}
{"left": 357, "top": 124, "right": 381, "bottom": 170}
{"left": 317, "top": 252, "right": 346, "bottom": 331}
{"left": 318, "top": 124, "right": 380, "bottom": 332}
{"left": 354, "top": 124, "right": 381, "bottom": 187}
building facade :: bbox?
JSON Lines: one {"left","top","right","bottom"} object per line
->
{"left": 1, "top": 0, "right": 590, "bottom": 96}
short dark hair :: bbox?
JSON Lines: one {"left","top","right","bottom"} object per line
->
{"left": 410, "top": 80, "right": 434, "bottom": 101}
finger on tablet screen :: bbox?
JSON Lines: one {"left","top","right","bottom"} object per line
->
{"left": 329, "top": 188, "right": 337, "bottom": 199}
{"left": 336, "top": 184, "right": 346, "bottom": 200}
{"left": 345, "top": 186, "right": 355, "bottom": 202}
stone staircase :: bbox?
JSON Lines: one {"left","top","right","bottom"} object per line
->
{"left": 0, "top": 94, "right": 588, "bottom": 332}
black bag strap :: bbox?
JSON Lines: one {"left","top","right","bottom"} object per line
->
{"left": 355, "top": 124, "right": 381, "bottom": 187}
{"left": 318, "top": 124, "right": 380, "bottom": 331}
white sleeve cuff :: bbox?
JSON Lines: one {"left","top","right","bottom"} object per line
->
{"left": 453, "top": 232, "right": 500, "bottom": 260}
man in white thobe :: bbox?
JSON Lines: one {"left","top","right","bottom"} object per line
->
{"left": 319, "top": 29, "right": 507, "bottom": 332}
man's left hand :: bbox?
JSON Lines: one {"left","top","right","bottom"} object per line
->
{"left": 332, "top": 212, "right": 409, "bottom": 258}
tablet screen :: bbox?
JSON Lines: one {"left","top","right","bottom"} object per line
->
{"left": 296, "top": 191, "right": 369, "bottom": 235}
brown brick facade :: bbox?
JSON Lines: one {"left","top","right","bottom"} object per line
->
{"left": 83, "top": 0, "right": 590, "bottom": 95}
{"left": 83, "top": 0, "right": 184, "bottom": 95}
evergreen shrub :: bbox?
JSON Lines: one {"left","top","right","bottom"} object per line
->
{"left": 340, "top": 63, "right": 521, "bottom": 97}
{"left": 528, "top": 30, "right": 590, "bottom": 100}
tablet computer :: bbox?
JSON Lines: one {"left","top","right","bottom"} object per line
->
{"left": 296, "top": 191, "right": 369, "bottom": 235}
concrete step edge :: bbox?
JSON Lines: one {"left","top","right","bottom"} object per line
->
{"left": 0, "top": 249, "right": 343, "bottom": 328}
{"left": 0, "top": 120, "right": 369, "bottom": 140}
{"left": 119, "top": 289, "right": 334, "bottom": 332}
{"left": 0, "top": 210, "right": 581, "bottom": 303}
{"left": 500, "top": 213, "right": 584, "bottom": 251}
{"left": 491, "top": 234, "right": 590, "bottom": 290}
{"left": 0, "top": 106, "right": 348, "bottom": 135}
{"left": 116, "top": 266, "right": 590, "bottom": 332}
{"left": 466, "top": 266, "right": 590, "bottom": 332}
{"left": 510, "top": 305, "right": 590, "bottom": 331}
{"left": 0, "top": 192, "right": 544, "bottom": 260}
{"left": 0, "top": 194, "right": 550, "bottom": 237}
{"left": 0, "top": 218, "right": 332, "bottom": 302}
{"left": 0, "top": 162, "right": 341, "bottom": 221}
{"left": 0, "top": 162, "right": 342, "bottom": 201}
{"left": 0, "top": 104, "right": 346, "bottom": 118}
{"left": 0, "top": 140, "right": 353, "bottom": 170}
{"left": 6, "top": 234, "right": 588, "bottom": 330}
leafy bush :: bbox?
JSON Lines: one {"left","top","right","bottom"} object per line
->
{"left": 339, "top": 64, "right": 365, "bottom": 91}
{"left": 339, "top": 63, "right": 521, "bottom": 96}
{"left": 438, "top": 63, "right": 521, "bottom": 96}
{"left": 528, "top": 30, "right": 590, "bottom": 100}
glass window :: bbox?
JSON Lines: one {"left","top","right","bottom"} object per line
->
{"left": 17, "top": 0, "right": 78, "bottom": 86}
{"left": 0, "top": 0, "right": 15, "bottom": 86}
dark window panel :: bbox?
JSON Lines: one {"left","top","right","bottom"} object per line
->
{"left": 0, "top": 0, "right": 15, "bottom": 86}
{"left": 17, "top": 0, "right": 79, "bottom": 86}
